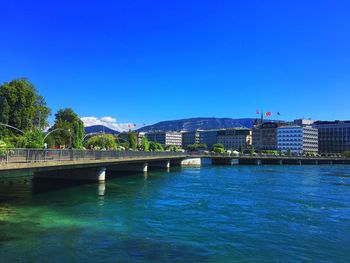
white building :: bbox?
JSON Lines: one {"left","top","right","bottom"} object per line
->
{"left": 145, "top": 131, "right": 182, "bottom": 147}
{"left": 277, "top": 126, "right": 318, "bottom": 154}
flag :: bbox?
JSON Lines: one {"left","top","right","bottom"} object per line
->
{"left": 256, "top": 109, "right": 260, "bottom": 115}
{"left": 133, "top": 124, "right": 137, "bottom": 127}
{"left": 265, "top": 112, "right": 272, "bottom": 117}
{"left": 277, "top": 112, "right": 281, "bottom": 115}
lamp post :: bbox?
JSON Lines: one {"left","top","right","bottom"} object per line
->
{"left": 43, "top": 128, "right": 72, "bottom": 148}
{"left": 0, "top": 123, "right": 25, "bottom": 134}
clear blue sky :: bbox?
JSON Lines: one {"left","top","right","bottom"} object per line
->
{"left": 0, "top": 0, "right": 349, "bottom": 126}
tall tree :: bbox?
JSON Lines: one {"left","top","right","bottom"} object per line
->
{"left": 0, "top": 97, "right": 10, "bottom": 136}
{"left": 128, "top": 132, "right": 138, "bottom": 150}
{"left": 50, "top": 108, "right": 85, "bottom": 148}
{"left": 0, "top": 78, "right": 51, "bottom": 132}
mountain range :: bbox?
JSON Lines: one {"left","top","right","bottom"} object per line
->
{"left": 136, "top": 118, "right": 262, "bottom": 132}
{"left": 84, "top": 125, "right": 120, "bottom": 135}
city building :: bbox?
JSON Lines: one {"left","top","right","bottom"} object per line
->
{"left": 145, "top": 131, "right": 182, "bottom": 147}
{"left": 313, "top": 120, "right": 350, "bottom": 154}
{"left": 181, "top": 131, "right": 200, "bottom": 149}
{"left": 252, "top": 122, "right": 287, "bottom": 151}
{"left": 277, "top": 126, "right": 318, "bottom": 154}
{"left": 198, "top": 129, "right": 219, "bottom": 149}
{"left": 216, "top": 128, "right": 252, "bottom": 150}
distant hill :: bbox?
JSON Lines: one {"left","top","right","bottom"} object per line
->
{"left": 84, "top": 125, "right": 120, "bottom": 135}
{"left": 137, "top": 118, "right": 263, "bottom": 132}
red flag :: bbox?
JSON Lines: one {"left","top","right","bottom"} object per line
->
{"left": 265, "top": 112, "right": 271, "bottom": 117}
{"left": 256, "top": 109, "right": 260, "bottom": 115}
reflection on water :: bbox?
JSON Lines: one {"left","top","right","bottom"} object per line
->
{"left": 0, "top": 166, "right": 350, "bottom": 262}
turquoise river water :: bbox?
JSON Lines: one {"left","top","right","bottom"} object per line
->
{"left": 0, "top": 165, "right": 350, "bottom": 262}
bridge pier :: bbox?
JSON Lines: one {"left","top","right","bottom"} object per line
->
{"left": 34, "top": 167, "right": 106, "bottom": 182}
{"left": 173, "top": 158, "right": 201, "bottom": 167}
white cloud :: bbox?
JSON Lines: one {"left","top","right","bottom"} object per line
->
{"left": 81, "top": 116, "right": 141, "bottom": 132}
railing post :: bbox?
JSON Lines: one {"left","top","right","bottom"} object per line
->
{"left": 6, "top": 150, "right": 9, "bottom": 164}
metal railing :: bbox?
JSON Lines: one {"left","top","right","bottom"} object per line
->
{"left": 0, "top": 148, "right": 187, "bottom": 164}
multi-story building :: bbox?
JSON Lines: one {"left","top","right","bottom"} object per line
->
{"left": 217, "top": 128, "right": 252, "bottom": 150}
{"left": 145, "top": 131, "right": 182, "bottom": 147}
{"left": 277, "top": 126, "right": 318, "bottom": 154}
{"left": 313, "top": 120, "right": 350, "bottom": 154}
{"left": 181, "top": 131, "right": 200, "bottom": 149}
{"left": 252, "top": 122, "right": 287, "bottom": 151}
{"left": 198, "top": 129, "right": 219, "bottom": 149}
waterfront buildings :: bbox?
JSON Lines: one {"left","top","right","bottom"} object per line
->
{"left": 181, "top": 131, "right": 200, "bottom": 149}
{"left": 313, "top": 120, "right": 350, "bottom": 154}
{"left": 145, "top": 131, "right": 182, "bottom": 147}
{"left": 252, "top": 122, "right": 286, "bottom": 151}
{"left": 216, "top": 128, "right": 252, "bottom": 150}
{"left": 198, "top": 129, "right": 219, "bottom": 149}
{"left": 277, "top": 126, "right": 318, "bottom": 154}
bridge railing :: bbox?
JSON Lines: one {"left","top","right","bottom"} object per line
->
{"left": 0, "top": 148, "right": 186, "bottom": 164}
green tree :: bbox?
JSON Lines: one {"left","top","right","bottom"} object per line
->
{"left": 0, "top": 97, "right": 10, "bottom": 137}
{"left": 85, "top": 134, "right": 117, "bottom": 150}
{"left": 187, "top": 143, "right": 207, "bottom": 151}
{"left": 140, "top": 136, "right": 150, "bottom": 151}
{"left": 24, "top": 130, "right": 44, "bottom": 149}
{"left": 0, "top": 78, "right": 51, "bottom": 133}
{"left": 149, "top": 142, "right": 164, "bottom": 151}
{"left": 343, "top": 151, "right": 350, "bottom": 158}
{"left": 50, "top": 108, "right": 85, "bottom": 148}
{"left": 128, "top": 132, "right": 138, "bottom": 150}
{"left": 239, "top": 145, "right": 244, "bottom": 154}
{"left": 212, "top": 143, "right": 224, "bottom": 154}
{"left": 248, "top": 145, "right": 255, "bottom": 155}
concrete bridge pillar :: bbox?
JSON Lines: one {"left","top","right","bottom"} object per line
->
{"left": 256, "top": 159, "right": 262, "bottom": 165}
{"left": 179, "top": 158, "right": 201, "bottom": 167}
{"left": 298, "top": 160, "right": 302, "bottom": 165}
{"left": 279, "top": 160, "right": 283, "bottom": 165}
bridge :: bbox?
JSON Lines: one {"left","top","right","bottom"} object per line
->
{"left": 1, "top": 149, "right": 349, "bottom": 182}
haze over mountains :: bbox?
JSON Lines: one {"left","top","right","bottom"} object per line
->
{"left": 137, "top": 118, "right": 259, "bottom": 132}
{"left": 84, "top": 117, "right": 264, "bottom": 134}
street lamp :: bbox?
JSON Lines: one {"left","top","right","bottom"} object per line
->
{"left": 0, "top": 123, "right": 25, "bottom": 134}
{"left": 43, "top": 128, "right": 72, "bottom": 148}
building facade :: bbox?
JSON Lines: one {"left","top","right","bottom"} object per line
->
{"left": 198, "top": 129, "right": 219, "bottom": 149}
{"left": 217, "top": 128, "right": 252, "bottom": 150}
{"left": 313, "top": 121, "right": 350, "bottom": 154}
{"left": 252, "top": 122, "right": 286, "bottom": 151}
{"left": 181, "top": 131, "right": 200, "bottom": 149}
{"left": 145, "top": 131, "right": 182, "bottom": 147}
{"left": 277, "top": 126, "right": 318, "bottom": 154}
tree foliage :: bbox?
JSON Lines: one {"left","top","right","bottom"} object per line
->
{"left": 187, "top": 143, "right": 207, "bottom": 151}
{"left": 85, "top": 134, "right": 117, "bottom": 150}
{"left": 343, "top": 151, "right": 350, "bottom": 158}
{"left": 149, "top": 141, "right": 164, "bottom": 151}
{"left": 49, "top": 108, "right": 85, "bottom": 148}
{"left": 0, "top": 78, "right": 51, "bottom": 133}
{"left": 128, "top": 132, "right": 138, "bottom": 150}
{"left": 140, "top": 136, "right": 150, "bottom": 151}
